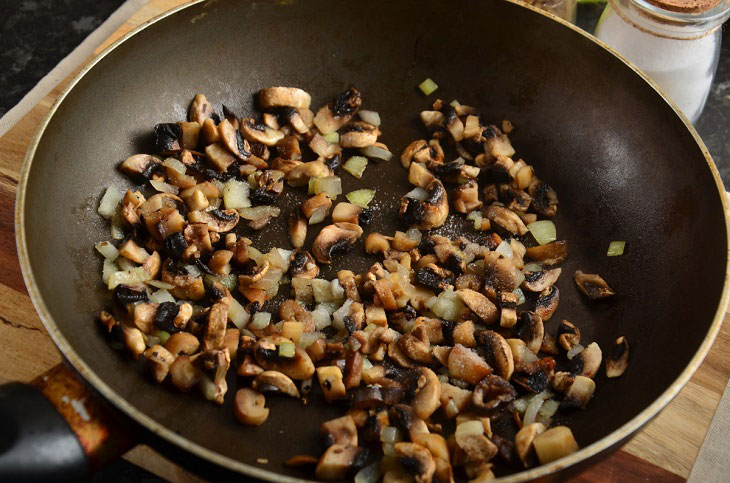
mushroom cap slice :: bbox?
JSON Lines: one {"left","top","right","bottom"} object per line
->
{"left": 522, "top": 268, "right": 562, "bottom": 293}
{"left": 457, "top": 289, "right": 498, "bottom": 324}
{"left": 252, "top": 370, "right": 300, "bottom": 398}
{"left": 340, "top": 121, "right": 379, "bottom": 148}
{"left": 399, "top": 178, "right": 449, "bottom": 230}
{"left": 189, "top": 93, "right": 215, "bottom": 124}
{"left": 258, "top": 87, "right": 312, "bottom": 110}
{"left": 121, "top": 154, "right": 161, "bottom": 179}
{"left": 448, "top": 344, "right": 492, "bottom": 385}
{"left": 313, "top": 87, "right": 362, "bottom": 134}
{"left": 484, "top": 203, "right": 528, "bottom": 235}
{"left": 514, "top": 312, "right": 545, "bottom": 354}
{"left": 606, "top": 336, "right": 629, "bottom": 378}
{"left": 476, "top": 331, "right": 514, "bottom": 380}
{"left": 188, "top": 209, "right": 240, "bottom": 232}
{"left": 314, "top": 444, "right": 364, "bottom": 480}
{"left": 321, "top": 415, "right": 358, "bottom": 447}
{"left": 394, "top": 442, "right": 436, "bottom": 483}
{"left": 234, "top": 388, "right": 269, "bottom": 426}
{"left": 535, "top": 286, "right": 560, "bottom": 321}
{"left": 312, "top": 223, "right": 364, "bottom": 264}
{"left": 574, "top": 270, "right": 615, "bottom": 299}
{"left": 557, "top": 320, "right": 581, "bottom": 351}
{"left": 515, "top": 422, "right": 546, "bottom": 466}
{"left": 570, "top": 341, "right": 602, "bottom": 378}
{"left": 472, "top": 374, "right": 517, "bottom": 410}
{"left": 411, "top": 367, "right": 441, "bottom": 419}
{"left": 240, "top": 118, "right": 285, "bottom": 147}
{"left": 563, "top": 375, "right": 596, "bottom": 409}
{"left": 525, "top": 240, "right": 568, "bottom": 266}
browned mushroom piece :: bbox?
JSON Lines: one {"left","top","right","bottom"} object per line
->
{"left": 312, "top": 223, "right": 363, "bottom": 264}
{"left": 188, "top": 209, "right": 240, "bottom": 232}
{"left": 476, "top": 331, "right": 514, "bottom": 380}
{"left": 525, "top": 240, "right": 568, "bottom": 266}
{"left": 321, "top": 415, "right": 358, "bottom": 447}
{"left": 120, "top": 154, "right": 161, "bottom": 179}
{"left": 407, "top": 161, "right": 436, "bottom": 189}
{"left": 143, "top": 345, "right": 175, "bottom": 383}
{"left": 570, "top": 342, "right": 602, "bottom": 379}
{"left": 217, "top": 118, "right": 249, "bottom": 160}
{"left": 339, "top": 121, "right": 379, "bottom": 148}
{"left": 331, "top": 202, "right": 363, "bottom": 225}
{"left": 400, "top": 178, "right": 449, "bottom": 230}
{"left": 484, "top": 203, "right": 528, "bottom": 235}
{"left": 240, "top": 118, "right": 284, "bottom": 146}
{"left": 453, "top": 180, "right": 483, "bottom": 214}
{"left": 395, "top": 442, "right": 436, "bottom": 483}
{"left": 288, "top": 212, "right": 307, "bottom": 248}
{"left": 313, "top": 87, "right": 362, "bottom": 134}
{"left": 499, "top": 184, "right": 532, "bottom": 212}
{"left": 289, "top": 249, "right": 319, "bottom": 279}
{"left": 314, "top": 444, "right": 364, "bottom": 480}
{"left": 521, "top": 268, "right": 562, "bottom": 293}
{"left": 301, "top": 193, "right": 332, "bottom": 224}
{"left": 574, "top": 271, "right": 616, "bottom": 299}
{"left": 257, "top": 87, "right": 312, "bottom": 110}
{"left": 419, "top": 110, "right": 445, "bottom": 131}
{"left": 398, "top": 333, "right": 433, "bottom": 364}
{"left": 535, "top": 286, "right": 560, "bottom": 321}
{"left": 483, "top": 252, "right": 523, "bottom": 292}
{"left": 202, "top": 303, "right": 228, "bottom": 351}
{"left": 457, "top": 289, "right": 498, "bottom": 324}
{"left": 316, "top": 366, "right": 347, "bottom": 403}
{"left": 557, "top": 320, "right": 581, "bottom": 351}
{"left": 472, "top": 374, "right": 517, "bottom": 410}
{"left": 411, "top": 367, "right": 441, "bottom": 419}
{"left": 514, "top": 312, "right": 545, "bottom": 354}
{"left": 529, "top": 180, "right": 559, "bottom": 217}
{"left": 515, "top": 423, "right": 546, "bottom": 466}
{"left": 205, "top": 142, "right": 236, "bottom": 172}
{"left": 252, "top": 370, "right": 300, "bottom": 398}
{"left": 448, "top": 344, "right": 493, "bottom": 385}
{"left": 286, "top": 160, "right": 330, "bottom": 187}
{"left": 234, "top": 388, "right": 269, "bottom": 426}
{"left": 606, "top": 336, "right": 629, "bottom": 378}
{"left": 254, "top": 336, "right": 315, "bottom": 380}
{"left": 401, "top": 139, "right": 445, "bottom": 169}
{"left": 188, "top": 93, "right": 215, "bottom": 124}
{"left": 563, "top": 375, "right": 596, "bottom": 409}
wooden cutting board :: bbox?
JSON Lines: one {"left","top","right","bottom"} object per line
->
{"left": 0, "top": 0, "right": 727, "bottom": 480}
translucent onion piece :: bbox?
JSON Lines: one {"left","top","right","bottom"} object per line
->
{"left": 308, "top": 207, "right": 328, "bottom": 225}
{"left": 110, "top": 210, "right": 125, "bottom": 240}
{"left": 222, "top": 179, "right": 251, "bottom": 209}
{"left": 249, "top": 312, "right": 271, "bottom": 330}
{"left": 405, "top": 187, "right": 428, "bottom": 201}
{"left": 239, "top": 206, "right": 280, "bottom": 220}
{"left": 523, "top": 262, "right": 543, "bottom": 273}
{"left": 406, "top": 227, "right": 422, "bottom": 244}
{"left": 150, "top": 179, "right": 179, "bottom": 194}
{"left": 358, "top": 110, "right": 381, "bottom": 126}
{"left": 380, "top": 426, "right": 402, "bottom": 443}
{"left": 528, "top": 220, "right": 557, "bottom": 245}
{"left": 567, "top": 343, "right": 584, "bottom": 360}
{"left": 149, "top": 289, "right": 176, "bottom": 304}
{"left": 108, "top": 266, "right": 149, "bottom": 289}
{"left": 279, "top": 342, "right": 296, "bottom": 358}
{"left": 163, "top": 157, "right": 186, "bottom": 175}
{"left": 537, "top": 399, "right": 560, "bottom": 425}
{"left": 524, "top": 393, "right": 548, "bottom": 426}
{"left": 297, "top": 332, "right": 324, "bottom": 349}
{"left": 495, "top": 240, "right": 514, "bottom": 258}
{"left": 512, "top": 397, "right": 529, "bottom": 413}
{"left": 330, "top": 279, "right": 345, "bottom": 300}
{"left": 264, "top": 248, "right": 289, "bottom": 271}
{"left": 147, "top": 280, "right": 175, "bottom": 290}
{"left": 228, "top": 297, "right": 250, "bottom": 330}
{"left": 102, "top": 259, "right": 117, "bottom": 284}
{"left": 247, "top": 246, "right": 264, "bottom": 265}
{"left": 607, "top": 240, "right": 626, "bottom": 256}
{"left": 343, "top": 156, "right": 369, "bottom": 179}
{"left": 312, "top": 307, "right": 332, "bottom": 330}
{"left": 314, "top": 176, "right": 342, "bottom": 199}
{"left": 362, "top": 357, "right": 373, "bottom": 370}
{"left": 360, "top": 145, "right": 393, "bottom": 161}
{"left": 354, "top": 463, "right": 381, "bottom": 483}
{"left": 513, "top": 288, "right": 526, "bottom": 306}
{"left": 322, "top": 132, "right": 339, "bottom": 144}
{"left": 419, "top": 78, "right": 439, "bottom": 95}
{"left": 346, "top": 189, "right": 375, "bottom": 208}
{"left": 97, "top": 186, "right": 122, "bottom": 219}
{"left": 311, "top": 279, "right": 335, "bottom": 303}
{"left": 95, "top": 241, "right": 119, "bottom": 261}
{"left": 332, "top": 299, "right": 354, "bottom": 330}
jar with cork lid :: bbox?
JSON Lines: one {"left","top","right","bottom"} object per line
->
{"left": 595, "top": 0, "right": 730, "bottom": 123}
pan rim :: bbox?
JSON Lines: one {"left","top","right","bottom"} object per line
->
{"left": 14, "top": 0, "right": 730, "bottom": 481}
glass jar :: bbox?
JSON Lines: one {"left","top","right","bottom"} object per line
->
{"left": 524, "top": 0, "right": 578, "bottom": 23}
{"left": 595, "top": 0, "right": 730, "bottom": 123}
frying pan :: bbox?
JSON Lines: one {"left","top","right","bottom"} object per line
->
{"left": 8, "top": 0, "right": 730, "bottom": 480}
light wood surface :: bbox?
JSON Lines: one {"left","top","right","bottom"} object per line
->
{"left": 0, "top": 0, "right": 727, "bottom": 480}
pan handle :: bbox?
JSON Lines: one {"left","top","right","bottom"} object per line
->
{"left": 0, "top": 364, "right": 135, "bottom": 481}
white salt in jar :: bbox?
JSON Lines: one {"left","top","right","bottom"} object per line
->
{"left": 595, "top": 0, "right": 730, "bottom": 123}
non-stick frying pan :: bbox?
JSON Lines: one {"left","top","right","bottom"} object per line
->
{"left": 9, "top": 0, "right": 729, "bottom": 480}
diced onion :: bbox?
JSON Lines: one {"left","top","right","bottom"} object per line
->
{"left": 247, "top": 246, "right": 264, "bottom": 265}
{"left": 524, "top": 392, "right": 549, "bottom": 426}
{"left": 360, "top": 145, "right": 392, "bottom": 162}
{"left": 322, "top": 132, "right": 339, "bottom": 144}
{"left": 153, "top": 330, "right": 171, "bottom": 345}
{"left": 513, "top": 288, "right": 526, "bottom": 306}
{"left": 102, "top": 259, "right": 117, "bottom": 284}
{"left": 264, "top": 248, "right": 289, "bottom": 271}
{"left": 455, "top": 420, "right": 484, "bottom": 439}
{"left": 228, "top": 297, "right": 250, "bottom": 330}
{"left": 514, "top": 270, "right": 525, "bottom": 289}
{"left": 311, "top": 279, "right": 335, "bottom": 303}
{"left": 343, "top": 156, "right": 369, "bottom": 179}
{"left": 239, "top": 206, "right": 281, "bottom": 220}
{"left": 249, "top": 312, "right": 271, "bottom": 330}
{"left": 308, "top": 207, "right": 328, "bottom": 225}
{"left": 150, "top": 179, "right": 179, "bottom": 194}
{"left": 380, "top": 426, "right": 402, "bottom": 443}
{"left": 314, "top": 176, "right": 342, "bottom": 199}
{"left": 163, "top": 157, "right": 186, "bottom": 175}
{"left": 108, "top": 266, "right": 149, "bottom": 289}
{"left": 97, "top": 186, "right": 122, "bottom": 219}
{"left": 251, "top": 268, "right": 284, "bottom": 291}
{"left": 382, "top": 443, "right": 396, "bottom": 457}
{"left": 149, "top": 289, "right": 176, "bottom": 304}
{"left": 450, "top": 99, "right": 461, "bottom": 107}
{"left": 312, "top": 307, "right": 332, "bottom": 330}
{"left": 467, "top": 211, "right": 482, "bottom": 230}
{"left": 145, "top": 335, "right": 160, "bottom": 348}
{"left": 418, "top": 78, "right": 439, "bottom": 96}
{"left": 528, "top": 220, "right": 557, "bottom": 245}
{"left": 512, "top": 397, "right": 529, "bottom": 413}
{"left": 205, "top": 273, "right": 237, "bottom": 291}
{"left": 298, "top": 332, "right": 324, "bottom": 349}
{"left": 116, "top": 257, "right": 137, "bottom": 271}
{"left": 110, "top": 211, "right": 125, "bottom": 240}
{"left": 95, "top": 241, "right": 119, "bottom": 261}
{"left": 183, "top": 264, "right": 201, "bottom": 279}
{"left": 147, "top": 280, "right": 175, "bottom": 289}
{"left": 495, "top": 240, "right": 514, "bottom": 258}
{"left": 308, "top": 176, "right": 318, "bottom": 195}
{"left": 358, "top": 110, "right": 381, "bottom": 126}
{"left": 332, "top": 299, "right": 354, "bottom": 330}
{"left": 406, "top": 227, "right": 422, "bottom": 244}
{"left": 222, "top": 179, "right": 251, "bottom": 209}
{"left": 432, "top": 289, "right": 465, "bottom": 322}
{"left": 354, "top": 462, "right": 381, "bottom": 483}
{"left": 523, "top": 262, "right": 543, "bottom": 273}
{"left": 607, "top": 240, "right": 626, "bottom": 256}
{"left": 405, "top": 187, "right": 428, "bottom": 201}
{"left": 211, "top": 179, "right": 225, "bottom": 192}
{"left": 537, "top": 399, "right": 560, "bottom": 425}
{"left": 567, "top": 343, "right": 584, "bottom": 360}
{"left": 362, "top": 357, "right": 373, "bottom": 370}
{"left": 291, "top": 277, "right": 313, "bottom": 303}
{"left": 330, "top": 279, "right": 345, "bottom": 300}
{"left": 279, "top": 342, "right": 296, "bottom": 358}
{"left": 276, "top": 248, "right": 292, "bottom": 265}
{"left": 346, "top": 189, "right": 375, "bottom": 208}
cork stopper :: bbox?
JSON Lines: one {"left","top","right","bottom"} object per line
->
{"left": 644, "top": 0, "right": 722, "bottom": 13}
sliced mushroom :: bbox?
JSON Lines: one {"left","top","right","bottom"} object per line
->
{"left": 439, "top": 382, "right": 471, "bottom": 419}
{"left": 506, "top": 338, "right": 539, "bottom": 373}
{"left": 515, "top": 423, "right": 546, "bottom": 466}
{"left": 529, "top": 180, "right": 559, "bottom": 217}
{"left": 340, "top": 121, "right": 379, "bottom": 148}
{"left": 188, "top": 209, "right": 240, "bottom": 232}
{"left": 497, "top": 291, "right": 519, "bottom": 328}
{"left": 483, "top": 252, "right": 523, "bottom": 292}
{"left": 570, "top": 342, "right": 602, "bottom": 378}
{"left": 398, "top": 334, "right": 433, "bottom": 364}
{"left": 254, "top": 336, "right": 315, "bottom": 380}
{"left": 535, "top": 286, "right": 559, "bottom": 321}
{"left": 472, "top": 375, "right": 517, "bottom": 412}
{"left": 453, "top": 320, "right": 476, "bottom": 348}
{"left": 411, "top": 367, "right": 441, "bottom": 419}
{"left": 217, "top": 118, "right": 249, "bottom": 160}
{"left": 514, "top": 312, "right": 544, "bottom": 354}
{"left": 313, "top": 87, "right": 362, "bottom": 134}
{"left": 455, "top": 430, "right": 498, "bottom": 465}
{"left": 557, "top": 320, "right": 581, "bottom": 351}
{"left": 204, "top": 142, "right": 236, "bottom": 172}
{"left": 476, "top": 331, "right": 514, "bottom": 380}
{"left": 288, "top": 212, "right": 308, "bottom": 249}
{"left": 457, "top": 289, "right": 498, "bottom": 324}
{"left": 484, "top": 203, "right": 528, "bottom": 235}
{"left": 289, "top": 249, "right": 319, "bottom": 279}
{"left": 301, "top": 193, "right": 332, "bottom": 224}
{"left": 240, "top": 118, "right": 284, "bottom": 147}
{"left": 319, "top": 415, "right": 358, "bottom": 449}
{"left": 258, "top": 87, "right": 312, "bottom": 110}
{"left": 120, "top": 154, "right": 161, "bottom": 180}
{"left": 395, "top": 442, "right": 436, "bottom": 483}
{"left": 400, "top": 178, "right": 449, "bottom": 230}
{"left": 551, "top": 371, "right": 575, "bottom": 393}
{"left": 606, "top": 336, "right": 629, "bottom": 378}
{"left": 390, "top": 404, "right": 429, "bottom": 440}
{"left": 122, "top": 325, "right": 145, "bottom": 358}
{"left": 525, "top": 240, "right": 568, "bottom": 266}
{"left": 312, "top": 223, "right": 363, "bottom": 264}
{"left": 234, "top": 388, "right": 269, "bottom": 426}
{"left": 252, "top": 370, "right": 300, "bottom": 398}
{"left": 563, "top": 375, "right": 596, "bottom": 409}
{"left": 574, "top": 271, "right": 615, "bottom": 299}
{"left": 448, "top": 344, "right": 492, "bottom": 385}
{"left": 315, "top": 444, "right": 364, "bottom": 480}
{"left": 316, "top": 365, "right": 347, "bottom": 403}
{"left": 169, "top": 355, "right": 202, "bottom": 392}
{"left": 453, "top": 180, "right": 483, "bottom": 214}
{"left": 165, "top": 332, "right": 200, "bottom": 356}
{"left": 188, "top": 93, "right": 215, "bottom": 124}
{"left": 153, "top": 123, "right": 182, "bottom": 155}
{"left": 419, "top": 110, "right": 445, "bottom": 130}
{"left": 522, "top": 268, "right": 561, "bottom": 292}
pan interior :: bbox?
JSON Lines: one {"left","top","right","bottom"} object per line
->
{"left": 21, "top": 0, "right": 727, "bottom": 478}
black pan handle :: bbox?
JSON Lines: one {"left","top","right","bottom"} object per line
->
{"left": 0, "top": 364, "right": 135, "bottom": 481}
